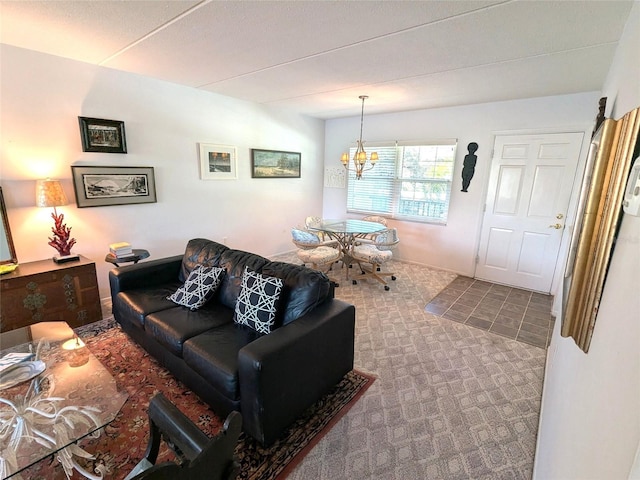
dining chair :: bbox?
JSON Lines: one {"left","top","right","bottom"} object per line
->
{"left": 362, "top": 215, "right": 388, "bottom": 226}
{"left": 304, "top": 216, "right": 323, "bottom": 229}
{"left": 351, "top": 228, "right": 399, "bottom": 290}
{"left": 360, "top": 215, "right": 388, "bottom": 242}
{"left": 304, "top": 215, "right": 328, "bottom": 241}
{"left": 291, "top": 228, "right": 342, "bottom": 280}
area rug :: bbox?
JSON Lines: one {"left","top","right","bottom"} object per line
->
{"left": 23, "top": 319, "right": 375, "bottom": 480}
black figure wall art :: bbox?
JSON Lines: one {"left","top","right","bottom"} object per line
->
{"left": 461, "top": 142, "right": 478, "bottom": 192}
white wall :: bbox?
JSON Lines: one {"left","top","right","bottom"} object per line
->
{"left": 534, "top": 3, "right": 640, "bottom": 479}
{"left": 323, "top": 92, "right": 599, "bottom": 279}
{"left": 0, "top": 45, "right": 325, "bottom": 299}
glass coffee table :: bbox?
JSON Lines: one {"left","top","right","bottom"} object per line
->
{"left": 0, "top": 322, "right": 128, "bottom": 479}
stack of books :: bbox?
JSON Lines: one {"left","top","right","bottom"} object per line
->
{"left": 109, "top": 242, "right": 133, "bottom": 258}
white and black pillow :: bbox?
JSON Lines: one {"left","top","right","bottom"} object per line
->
{"left": 234, "top": 267, "right": 283, "bottom": 334}
{"left": 168, "top": 265, "right": 225, "bottom": 310}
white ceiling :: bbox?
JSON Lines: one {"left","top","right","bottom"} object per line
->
{"left": 0, "top": 0, "right": 634, "bottom": 119}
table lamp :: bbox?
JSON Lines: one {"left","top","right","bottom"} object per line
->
{"left": 36, "top": 179, "right": 79, "bottom": 263}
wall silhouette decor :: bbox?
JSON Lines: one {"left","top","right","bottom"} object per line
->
{"left": 461, "top": 142, "right": 478, "bottom": 192}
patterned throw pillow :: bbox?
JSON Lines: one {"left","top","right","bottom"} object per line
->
{"left": 168, "top": 265, "right": 225, "bottom": 310}
{"left": 234, "top": 267, "right": 284, "bottom": 334}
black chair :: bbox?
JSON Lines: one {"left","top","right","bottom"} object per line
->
{"left": 125, "top": 393, "right": 242, "bottom": 480}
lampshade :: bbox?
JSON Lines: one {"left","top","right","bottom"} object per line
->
{"left": 36, "top": 179, "right": 68, "bottom": 208}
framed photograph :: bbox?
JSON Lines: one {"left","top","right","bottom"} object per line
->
{"left": 71, "top": 166, "right": 156, "bottom": 208}
{"left": 199, "top": 143, "right": 237, "bottom": 180}
{"left": 251, "top": 149, "right": 301, "bottom": 178}
{"left": 78, "top": 117, "right": 127, "bottom": 153}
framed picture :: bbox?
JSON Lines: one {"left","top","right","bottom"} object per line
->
{"left": 199, "top": 143, "right": 237, "bottom": 180}
{"left": 71, "top": 166, "right": 156, "bottom": 208}
{"left": 78, "top": 117, "right": 127, "bottom": 153}
{"left": 251, "top": 149, "right": 301, "bottom": 178}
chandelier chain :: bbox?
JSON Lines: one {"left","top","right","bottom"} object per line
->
{"left": 341, "top": 95, "right": 377, "bottom": 180}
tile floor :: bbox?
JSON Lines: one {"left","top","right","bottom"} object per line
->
{"left": 425, "top": 276, "right": 554, "bottom": 348}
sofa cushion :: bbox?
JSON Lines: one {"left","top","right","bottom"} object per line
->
{"left": 168, "top": 265, "right": 225, "bottom": 310}
{"left": 218, "top": 249, "right": 270, "bottom": 309}
{"left": 145, "top": 303, "right": 235, "bottom": 357}
{"left": 180, "top": 238, "right": 230, "bottom": 282}
{"left": 234, "top": 267, "right": 283, "bottom": 334}
{"left": 261, "top": 261, "right": 333, "bottom": 325}
{"left": 113, "top": 282, "right": 182, "bottom": 329}
{"left": 183, "top": 323, "right": 262, "bottom": 401}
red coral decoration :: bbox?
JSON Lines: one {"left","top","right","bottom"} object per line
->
{"left": 48, "top": 209, "right": 76, "bottom": 257}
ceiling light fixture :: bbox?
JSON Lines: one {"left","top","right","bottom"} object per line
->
{"left": 341, "top": 95, "right": 378, "bottom": 180}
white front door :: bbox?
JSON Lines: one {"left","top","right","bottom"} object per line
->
{"left": 475, "top": 132, "right": 584, "bottom": 293}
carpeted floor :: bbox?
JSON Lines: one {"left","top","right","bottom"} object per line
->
{"left": 271, "top": 254, "right": 547, "bottom": 480}
{"left": 24, "top": 255, "right": 547, "bottom": 479}
{"left": 21, "top": 319, "right": 374, "bottom": 480}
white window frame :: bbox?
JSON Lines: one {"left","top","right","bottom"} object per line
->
{"left": 346, "top": 139, "right": 457, "bottom": 224}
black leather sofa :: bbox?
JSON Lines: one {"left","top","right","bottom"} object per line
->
{"left": 109, "top": 238, "right": 355, "bottom": 446}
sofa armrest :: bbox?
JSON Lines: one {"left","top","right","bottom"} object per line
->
{"left": 109, "top": 255, "right": 183, "bottom": 296}
{"left": 238, "top": 299, "right": 355, "bottom": 446}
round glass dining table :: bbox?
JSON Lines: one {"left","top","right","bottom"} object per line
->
{"left": 307, "top": 219, "right": 387, "bottom": 270}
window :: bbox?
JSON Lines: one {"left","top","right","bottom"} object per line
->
{"left": 346, "top": 140, "right": 457, "bottom": 224}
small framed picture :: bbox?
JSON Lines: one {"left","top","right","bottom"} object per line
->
{"left": 251, "top": 149, "right": 301, "bottom": 178}
{"left": 199, "top": 143, "right": 237, "bottom": 180}
{"left": 78, "top": 117, "right": 127, "bottom": 153}
{"left": 71, "top": 166, "right": 156, "bottom": 208}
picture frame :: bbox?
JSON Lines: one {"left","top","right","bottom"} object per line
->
{"left": 78, "top": 117, "right": 127, "bottom": 153}
{"left": 251, "top": 149, "right": 301, "bottom": 178}
{"left": 71, "top": 166, "right": 156, "bottom": 208}
{"left": 199, "top": 143, "right": 237, "bottom": 180}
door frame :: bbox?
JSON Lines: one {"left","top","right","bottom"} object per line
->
{"left": 474, "top": 125, "right": 593, "bottom": 313}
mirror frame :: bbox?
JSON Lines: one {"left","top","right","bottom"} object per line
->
{"left": 0, "top": 186, "right": 18, "bottom": 265}
{"left": 561, "top": 107, "right": 640, "bottom": 353}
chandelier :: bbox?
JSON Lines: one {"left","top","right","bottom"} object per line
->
{"left": 341, "top": 95, "right": 378, "bottom": 180}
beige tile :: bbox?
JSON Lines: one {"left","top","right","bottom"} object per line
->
{"left": 520, "top": 321, "right": 548, "bottom": 337}
{"left": 493, "top": 315, "right": 521, "bottom": 330}
{"left": 517, "top": 330, "right": 547, "bottom": 349}
{"left": 466, "top": 316, "right": 492, "bottom": 330}
{"left": 489, "top": 323, "right": 518, "bottom": 339}
{"left": 442, "top": 309, "right": 468, "bottom": 323}
{"left": 425, "top": 274, "right": 552, "bottom": 350}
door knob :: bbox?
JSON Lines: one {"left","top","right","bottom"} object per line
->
{"left": 549, "top": 223, "right": 563, "bottom": 229}
{"left": 556, "top": 213, "right": 564, "bottom": 219}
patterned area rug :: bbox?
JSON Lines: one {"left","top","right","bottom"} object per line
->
{"left": 23, "top": 318, "right": 374, "bottom": 480}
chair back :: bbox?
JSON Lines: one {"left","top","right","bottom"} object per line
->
{"left": 362, "top": 215, "right": 388, "bottom": 226}
{"left": 305, "top": 216, "right": 322, "bottom": 229}
{"left": 375, "top": 228, "right": 399, "bottom": 251}
{"left": 125, "top": 393, "right": 242, "bottom": 480}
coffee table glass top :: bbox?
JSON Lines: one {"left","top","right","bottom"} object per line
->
{"left": 0, "top": 322, "right": 127, "bottom": 479}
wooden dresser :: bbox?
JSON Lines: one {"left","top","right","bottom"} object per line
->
{"left": 0, "top": 256, "right": 101, "bottom": 332}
